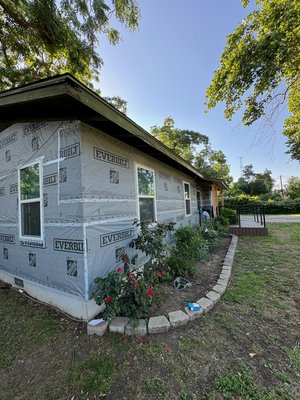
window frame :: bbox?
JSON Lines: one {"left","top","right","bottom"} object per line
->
{"left": 183, "top": 181, "right": 192, "bottom": 216}
{"left": 18, "top": 159, "right": 44, "bottom": 241}
{"left": 136, "top": 164, "right": 157, "bottom": 223}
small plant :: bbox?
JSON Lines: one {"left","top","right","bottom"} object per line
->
{"left": 168, "top": 225, "right": 209, "bottom": 277}
{"left": 93, "top": 259, "right": 161, "bottom": 319}
{"left": 201, "top": 226, "right": 219, "bottom": 242}
{"left": 211, "top": 217, "right": 229, "bottom": 236}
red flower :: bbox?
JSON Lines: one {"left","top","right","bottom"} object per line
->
{"left": 105, "top": 296, "right": 112, "bottom": 303}
{"left": 147, "top": 289, "right": 153, "bottom": 296}
{"left": 129, "top": 273, "right": 135, "bottom": 278}
{"left": 134, "top": 283, "right": 139, "bottom": 288}
{"left": 116, "top": 267, "right": 123, "bottom": 273}
{"left": 156, "top": 271, "right": 163, "bottom": 278}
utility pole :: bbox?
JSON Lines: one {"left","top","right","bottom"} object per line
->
{"left": 279, "top": 175, "right": 284, "bottom": 197}
{"left": 239, "top": 157, "right": 243, "bottom": 176}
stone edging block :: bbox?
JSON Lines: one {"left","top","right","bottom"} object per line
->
{"left": 197, "top": 297, "right": 214, "bottom": 313}
{"left": 148, "top": 315, "right": 170, "bottom": 334}
{"left": 206, "top": 290, "right": 221, "bottom": 304}
{"left": 109, "top": 317, "right": 130, "bottom": 333}
{"left": 168, "top": 310, "right": 189, "bottom": 327}
{"left": 125, "top": 319, "right": 148, "bottom": 336}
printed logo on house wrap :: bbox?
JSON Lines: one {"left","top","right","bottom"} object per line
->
{"left": 9, "top": 184, "right": 17, "bottom": 194}
{"left": 0, "top": 132, "right": 16, "bottom": 149}
{"left": 23, "top": 122, "right": 47, "bottom": 136}
{"left": 100, "top": 228, "right": 134, "bottom": 247}
{"left": 20, "top": 239, "right": 45, "bottom": 248}
{"left": 0, "top": 234, "right": 15, "bottom": 244}
{"left": 0, "top": 187, "right": 5, "bottom": 196}
{"left": 53, "top": 239, "right": 84, "bottom": 253}
{"left": 43, "top": 168, "right": 67, "bottom": 186}
{"left": 60, "top": 143, "right": 80, "bottom": 159}
{"left": 93, "top": 147, "right": 129, "bottom": 168}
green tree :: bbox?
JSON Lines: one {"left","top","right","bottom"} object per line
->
{"left": 194, "top": 145, "right": 232, "bottom": 183}
{"left": 151, "top": 117, "right": 209, "bottom": 164}
{"left": 236, "top": 165, "right": 274, "bottom": 195}
{"left": 286, "top": 176, "right": 300, "bottom": 199}
{"left": 0, "top": 0, "right": 140, "bottom": 89}
{"left": 103, "top": 96, "right": 128, "bottom": 114}
{"left": 151, "top": 117, "right": 232, "bottom": 183}
{"left": 206, "top": 0, "right": 300, "bottom": 161}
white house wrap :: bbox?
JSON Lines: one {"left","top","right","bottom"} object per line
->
{"left": 0, "top": 74, "right": 226, "bottom": 319}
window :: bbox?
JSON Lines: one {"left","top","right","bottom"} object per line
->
{"left": 19, "top": 161, "right": 42, "bottom": 238}
{"left": 137, "top": 167, "right": 156, "bottom": 222}
{"left": 184, "top": 182, "right": 191, "bottom": 216}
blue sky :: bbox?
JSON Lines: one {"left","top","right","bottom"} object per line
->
{"left": 96, "top": 0, "right": 300, "bottom": 188}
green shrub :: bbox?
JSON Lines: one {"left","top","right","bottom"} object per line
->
{"left": 225, "top": 195, "right": 300, "bottom": 214}
{"left": 93, "top": 263, "right": 161, "bottom": 319}
{"left": 212, "top": 217, "right": 229, "bottom": 236}
{"left": 130, "top": 220, "right": 175, "bottom": 271}
{"left": 168, "top": 225, "right": 209, "bottom": 277}
{"left": 220, "top": 207, "right": 237, "bottom": 224}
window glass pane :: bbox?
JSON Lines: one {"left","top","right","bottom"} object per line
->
{"left": 184, "top": 183, "right": 190, "bottom": 199}
{"left": 139, "top": 198, "right": 155, "bottom": 222}
{"left": 20, "top": 164, "right": 40, "bottom": 200}
{"left": 185, "top": 199, "right": 191, "bottom": 215}
{"left": 21, "top": 202, "right": 41, "bottom": 236}
{"left": 138, "top": 168, "right": 155, "bottom": 196}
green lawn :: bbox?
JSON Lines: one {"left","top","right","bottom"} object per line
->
{"left": 1, "top": 223, "right": 299, "bottom": 399}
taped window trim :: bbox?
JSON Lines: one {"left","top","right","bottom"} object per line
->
{"left": 18, "top": 157, "right": 44, "bottom": 241}
{"left": 183, "top": 181, "right": 192, "bottom": 217}
{"left": 136, "top": 164, "right": 157, "bottom": 223}
{"left": 58, "top": 198, "right": 136, "bottom": 204}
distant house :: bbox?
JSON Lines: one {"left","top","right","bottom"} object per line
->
{"left": 0, "top": 74, "right": 226, "bottom": 319}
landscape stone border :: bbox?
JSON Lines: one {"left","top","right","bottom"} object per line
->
{"left": 87, "top": 234, "right": 238, "bottom": 336}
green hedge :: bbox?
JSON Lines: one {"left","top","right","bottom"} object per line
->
{"left": 224, "top": 196, "right": 300, "bottom": 214}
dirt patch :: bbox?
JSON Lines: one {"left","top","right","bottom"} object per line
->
{"left": 150, "top": 236, "right": 231, "bottom": 316}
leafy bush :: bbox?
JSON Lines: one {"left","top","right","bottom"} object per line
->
{"left": 212, "top": 217, "right": 229, "bottom": 236}
{"left": 220, "top": 207, "right": 237, "bottom": 224}
{"left": 93, "top": 264, "right": 161, "bottom": 319}
{"left": 130, "top": 220, "right": 175, "bottom": 271}
{"left": 201, "top": 226, "right": 219, "bottom": 242}
{"left": 225, "top": 195, "right": 300, "bottom": 214}
{"left": 168, "top": 225, "right": 209, "bottom": 277}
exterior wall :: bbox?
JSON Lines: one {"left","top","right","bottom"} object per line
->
{"left": 0, "top": 119, "right": 213, "bottom": 317}
{"left": 0, "top": 121, "right": 86, "bottom": 303}
{"left": 80, "top": 124, "right": 201, "bottom": 296}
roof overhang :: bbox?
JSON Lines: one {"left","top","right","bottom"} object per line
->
{"left": 0, "top": 74, "right": 217, "bottom": 185}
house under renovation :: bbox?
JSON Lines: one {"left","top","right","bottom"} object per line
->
{"left": 0, "top": 74, "right": 226, "bottom": 319}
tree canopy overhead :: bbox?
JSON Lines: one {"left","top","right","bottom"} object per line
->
{"left": 0, "top": 0, "right": 140, "bottom": 90}
{"left": 206, "top": 0, "right": 300, "bottom": 161}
